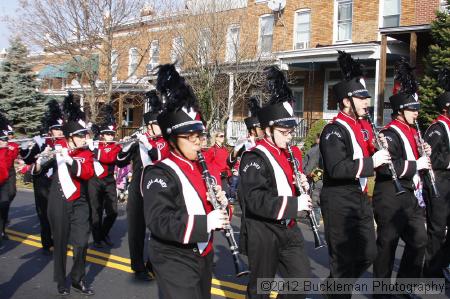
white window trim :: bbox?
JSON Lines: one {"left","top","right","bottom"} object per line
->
{"left": 198, "top": 28, "right": 211, "bottom": 65}
{"left": 293, "top": 8, "right": 311, "bottom": 50}
{"left": 333, "top": 0, "right": 353, "bottom": 44}
{"left": 128, "top": 47, "right": 138, "bottom": 78}
{"left": 226, "top": 24, "right": 240, "bottom": 62}
{"left": 171, "top": 36, "right": 184, "bottom": 68}
{"left": 292, "top": 87, "right": 305, "bottom": 117}
{"left": 149, "top": 40, "right": 159, "bottom": 69}
{"left": 258, "top": 14, "right": 275, "bottom": 56}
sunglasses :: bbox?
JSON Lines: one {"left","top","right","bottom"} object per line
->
{"left": 217, "top": 134, "right": 225, "bottom": 138}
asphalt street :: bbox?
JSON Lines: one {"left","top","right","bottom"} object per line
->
{"left": 0, "top": 190, "right": 448, "bottom": 299}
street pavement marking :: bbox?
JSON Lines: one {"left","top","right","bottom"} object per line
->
{"left": 5, "top": 229, "right": 251, "bottom": 298}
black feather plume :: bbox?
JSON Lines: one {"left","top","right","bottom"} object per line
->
{"left": 63, "top": 91, "right": 85, "bottom": 122}
{"left": 90, "top": 123, "right": 100, "bottom": 138}
{"left": 394, "top": 57, "right": 418, "bottom": 95}
{"left": 145, "top": 90, "right": 162, "bottom": 113}
{"left": 0, "top": 112, "right": 9, "bottom": 131}
{"left": 438, "top": 68, "right": 450, "bottom": 92}
{"left": 264, "top": 66, "right": 293, "bottom": 105}
{"left": 42, "top": 99, "right": 63, "bottom": 130}
{"left": 99, "top": 103, "right": 115, "bottom": 126}
{"left": 337, "top": 50, "right": 364, "bottom": 81}
{"left": 248, "top": 95, "right": 261, "bottom": 117}
{"left": 156, "top": 64, "right": 198, "bottom": 112}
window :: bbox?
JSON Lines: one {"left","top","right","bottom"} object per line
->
{"left": 198, "top": 28, "right": 211, "bottom": 65}
{"left": 294, "top": 10, "right": 311, "bottom": 49}
{"left": 125, "top": 107, "right": 134, "bottom": 126}
{"left": 292, "top": 88, "right": 304, "bottom": 118}
{"left": 335, "top": 0, "right": 352, "bottom": 42}
{"left": 259, "top": 15, "right": 274, "bottom": 55}
{"left": 111, "top": 50, "right": 118, "bottom": 80}
{"left": 171, "top": 36, "right": 184, "bottom": 68}
{"left": 226, "top": 25, "right": 240, "bottom": 62}
{"left": 383, "top": 0, "right": 400, "bottom": 27}
{"left": 128, "top": 48, "right": 139, "bottom": 77}
{"left": 149, "top": 40, "right": 160, "bottom": 70}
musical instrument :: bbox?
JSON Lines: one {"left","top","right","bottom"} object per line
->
{"left": 9, "top": 136, "right": 55, "bottom": 144}
{"left": 365, "top": 113, "right": 405, "bottom": 195}
{"left": 35, "top": 144, "right": 89, "bottom": 159}
{"left": 197, "top": 151, "right": 250, "bottom": 277}
{"left": 286, "top": 143, "right": 325, "bottom": 249}
{"left": 311, "top": 167, "right": 323, "bottom": 183}
{"left": 414, "top": 121, "right": 440, "bottom": 198}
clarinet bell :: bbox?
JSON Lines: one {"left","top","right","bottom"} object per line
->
{"left": 393, "top": 179, "right": 406, "bottom": 196}
{"left": 233, "top": 253, "right": 250, "bottom": 277}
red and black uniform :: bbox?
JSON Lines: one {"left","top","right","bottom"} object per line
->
{"left": 88, "top": 142, "right": 122, "bottom": 244}
{"left": 319, "top": 112, "right": 377, "bottom": 288}
{"left": 142, "top": 151, "right": 221, "bottom": 299}
{"left": 0, "top": 146, "right": 15, "bottom": 238}
{"left": 373, "top": 119, "right": 427, "bottom": 280}
{"left": 21, "top": 138, "right": 68, "bottom": 250}
{"left": 423, "top": 114, "right": 450, "bottom": 278}
{"left": 46, "top": 147, "right": 94, "bottom": 286}
{"left": 116, "top": 134, "right": 169, "bottom": 273}
{"left": 238, "top": 138, "right": 311, "bottom": 299}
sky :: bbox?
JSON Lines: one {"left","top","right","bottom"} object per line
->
{"left": 0, "top": 0, "right": 20, "bottom": 50}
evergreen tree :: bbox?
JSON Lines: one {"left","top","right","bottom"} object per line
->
{"left": 0, "top": 37, "right": 47, "bottom": 135}
{"left": 418, "top": 1, "right": 450, "bottom": 126}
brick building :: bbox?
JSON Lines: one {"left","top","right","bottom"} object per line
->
{"left": 31, "top": 0, "right": 447, "bottom": 140}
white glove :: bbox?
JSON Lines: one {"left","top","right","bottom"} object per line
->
{"left": 137, "top": 133, "right": 152, "bottom": 151}
{"left": 121, "top": 138, "right": 135, "bottom": 153}
{"left": 416, "top": 156, "right": 431, "bottom": 171}
{"left": 86, "top": 139, "right": 95, "bottom": 151}
{"left": 33, "top": 135, "right": 45, "bottom": 148}
{"left": 207, "top": 209, "right": 229, "bottom": 232}
{"left": 234, "top": 137, "right": 247, "bottom": 152}
{"left": 422, "top": 142, "right": 432, "bottom": 157}
{"left": 297, "top": 194, "right": 312, "bottom": 212}
{"left": 20, "top": 141, "right": 31, "bottom": 150}
{"left": 60, "top": 148, "right": 73, "bottom": 165}
{"left": 300, "top": 173, "right": 310, "bottom": 192}
{"left": 372, "top": 149, "right": 390, "bottom": 168}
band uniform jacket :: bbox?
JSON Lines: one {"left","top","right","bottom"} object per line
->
{"left": 237, "top": 138, "right": 303, "bottom": 255}
{"left": 424, "top": 116, "right": 450, "bottom": 181}
{"left": 93, "top": 142, "right": 122, "bottom": 180}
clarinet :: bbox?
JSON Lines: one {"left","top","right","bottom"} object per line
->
{"left": 286, "top": 143, "right": 325, "bottom": 249}
{"left": 414, "top": 121, "right": 440, "bottom": 198}
{"left": 197, "top": 151, "right": 250, "bottom": 277}
{"left": 365, "top": 113, "right": 405, "bottom": 195}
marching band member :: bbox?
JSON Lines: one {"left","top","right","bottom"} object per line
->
{"left": 423, "top": 68, "right": 450, "bottom": 280}
{"left": 116, "top": 90, "right": 169, "bottom": 281}
{"left": 20, "top": 100, "right": 67, "bottom": 254}
{"left": 46, "top": 93, "right": 94, "bottom": 296}
{"left": 88, "top": 104, "right": 121, "bottom": 248}
{"left": 0, "top": 113, "right": 16, "bottom": 245}
{"left": 373, "top": 59, "right": 428, "bottom": 288}
{"left": 238, "top": 66, "right": 312, "bottom": 299}
{"left": 319, "top": 51, "right": 390, "bottom": 298}
{"left": 142, "top": 63, "right": 229, "bottom": 299}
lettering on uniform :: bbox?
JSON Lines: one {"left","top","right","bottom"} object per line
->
{"left": 147, "top": 178, "right": 167, "bottom": 189}
{"left": 73, "top": 157, "right": 85, "bottom": 163}
{"left": 427, "top": 130, "right": 441, "bottom": 138}
{"left": 157, "top": 142, "right": 166, "bottom": 150}
{"left": 385, "top": 135, "right": 393, "bottom": 142}
{"left": 242, "top": 162, "right": 261, "bottom": 173}
{"left": 325, "top": 130, "right": 341, "bottom": 140}
{"left": 361, "top": 129, "right": 369, "bottom": 141}
{"left": 104, "top": 148, "right": 112, "bottom": 153}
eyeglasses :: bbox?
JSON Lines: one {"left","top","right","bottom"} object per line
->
{"left": 178, "top": 133, "right": 207, "bottom": 143}
{"left": 274, "top": 128, "right": 296, "bottom": 137}
{"left": 217, "top": 134, "right": 225, "bottom": 138}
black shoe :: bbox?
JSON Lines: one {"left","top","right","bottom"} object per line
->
{"left": 71, "top": 281, "right": 94, "bottom": 296}
{"left": 57, "top": 284, "right": 70, "bottom": 296}
{"left": 103, "top": 236, "right": 114, "bottom": 247}
{"left": 93, "top": 241, "right": 104, "bottom": 249}
{"left": 2, "top": 233, "right": 9, "bottom": 240}
{"left": 134, "top": 271, "right": 154, "bottom": 281}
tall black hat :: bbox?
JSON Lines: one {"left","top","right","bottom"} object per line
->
{"left": 333, "top": 50, "right": 370, "bottom": 102}
{"left": 155, "top": 64, "right": 204, "bottom": 140}
{"left": 143, "top": 90, "right": 162, "bottom": 125}
{"left": 258, "top": 66, "right": 297, "bottom": 128}
{"left": 62, "top": 92, "right": 88, "bottom": 138}
{"left": 436, "top": 68, "right": 450, "bottom": 111}
{"left": 389, "top": 58, "right": 420, "bottom": 112}
{"left": 42, "top": 99, "right": 64, "bottom": 132}
{"left": 98, "top": 104, "right": 116, "bottom": 134}
{"left": 244, "top": 95, "right": 261, "bottom": 130}
{"left": 0, "top": 112, "right": 9, "bottom": 139}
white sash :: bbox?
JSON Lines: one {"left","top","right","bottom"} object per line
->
{"left": 55, "top": 145, "right": 77, "bottom": 200}
{"left": 93, "top": 160, "right": 105, "bottom": 177}
{"left": 390, "top": 125, "right": 424, "bottom": 206}
{"left": 139, "top": 143, "right": 152, "bottom": 168}
{"left": 162, "top": 159, "right": 209, "bottom": 253}
{"left": 335, "top": 119, "right": 368, "bottom": 191}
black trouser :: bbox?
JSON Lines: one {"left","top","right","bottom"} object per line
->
{"left": 33, "top": 175, "right": 53, "bottom": 249}
{"left": 424, "top": 172, "right": 450, "bottom": 278}
{"left": 3, "top": 169, "right": 16, "bottom": 231}
{"left": 373, "top": 188, "right": 427, "bottom": 279}
{"left": 0, "top": 183, "right": 9, "bottom": 236}
{"left": 88, "top": 175, "right": 118, "bottom": 243}
{"left": 149, "top": 239, "right": 213, "bottom": 299}
{"left": 320, "top": 187, "right": 376, "bottom": 299}
{"left": 127, "top": 175, "right": 148, "bottom": 272}
{"left": 245, "top": 219, "right": 311, "bottom": 299}
{"left": 48, "top": 189, "right": 90, "bottom": 286}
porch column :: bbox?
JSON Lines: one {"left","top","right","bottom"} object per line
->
{"left": 226, "top": 72, "right": 235, "bottom": 142}
{"left": 377, "top": 34, "right": 387, "bottom": 127}
{"left": 118, "top": 96, "right": 124, "bottom": 138}
{"left": 79, "top": 94, "right": 84, "bottom": 111}
{"left": 409, "top": 32, "right": 417, "bottom": 67}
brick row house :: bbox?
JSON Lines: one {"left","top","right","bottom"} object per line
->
{"left": 30, "top": 0, "right": 447, "bottom": 140}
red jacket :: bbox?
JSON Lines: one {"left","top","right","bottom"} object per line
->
{"left": 0, "top": 147, "right": 13, "bottom": 185}
{"left": 94, "top": 142, "right": 122, "bottom": 178}
{"left": 67, "top": 148, "right": 94, "bottom": 201}
{"left": 205, "top": 144, "right": 231, "bottom": 177}
{"left": 7, "top": 142, "right": 19, "bottom": 169}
